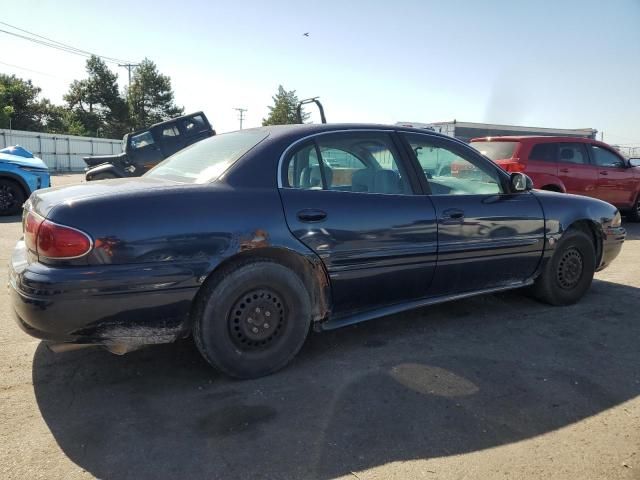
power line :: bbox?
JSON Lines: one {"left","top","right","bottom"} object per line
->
{"left": 0, "top": 59, "right": 62, "bottom": 79}
{"left": 0, "top": 21, "right": 132, "bottom": 65}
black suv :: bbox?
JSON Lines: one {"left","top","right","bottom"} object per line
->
{"left": 84, "top": 112, "right": 215, "bottom": 180}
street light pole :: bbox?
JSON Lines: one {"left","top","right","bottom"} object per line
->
{"left": 234, "top": 108, "right": 247, "bottom": 130}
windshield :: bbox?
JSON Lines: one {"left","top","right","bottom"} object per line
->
{"left": 145, "top": 129, "right": 269, "bottom": 184}
{"left": 471, "top": 141, "right": 518, "bottom": 161}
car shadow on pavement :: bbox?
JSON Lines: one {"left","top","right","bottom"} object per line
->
{"left": 32, "top": 278, "right": 640, "bottom": 480}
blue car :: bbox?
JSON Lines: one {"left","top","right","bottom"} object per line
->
{"left": 0, "top": 146, "right": 50, "bottom": 215}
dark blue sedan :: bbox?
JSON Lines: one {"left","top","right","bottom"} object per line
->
{"left": 9, "top": 124, "right": 626, "bottom": 378}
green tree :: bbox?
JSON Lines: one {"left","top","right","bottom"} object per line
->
{"left": 64, "top": 55, "right": 128, "bottom": 137}
{"left": 44, "top": 104, "right": 88, "bottom": 136}
{"left": 0, "top": 74, "right": 49, "bottom": 130}
{"left": 128, "top": 58, "right": 183, "bottom": 130}
{"left": 262, "top": 85, "right": 308, "bottom": 126}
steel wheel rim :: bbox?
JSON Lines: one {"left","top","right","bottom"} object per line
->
{"left": 0, "top": 184, "right": 16, "bottom": 210}
{"left": 557, "top": 248, "right": 584, "bottom": 289}
{"left": 228, "top": 288, "right": 286, "bottom": 351}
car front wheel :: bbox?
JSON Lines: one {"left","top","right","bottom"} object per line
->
{"left": 0, "top": 179, "right": 26, "bottom": 216}
{"left": 531, "top": 229, "right": 596, "bottom": 306}
{"left": 193, "top": 260, "right": 311, "bottom": 379}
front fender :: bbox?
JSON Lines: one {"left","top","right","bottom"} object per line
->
{"left": 533, "top": 189, "right": 624, "bottom": 270}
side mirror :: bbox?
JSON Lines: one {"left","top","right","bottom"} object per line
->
{"left": 629, "top": 158, "right": 640, "bottom": 168}
{"left": 510, "top": 172, "right": 533, "bottom": 192}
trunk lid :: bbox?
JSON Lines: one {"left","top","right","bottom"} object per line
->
{"left": 27, "top": 177, "right": 179, "bottom": 218}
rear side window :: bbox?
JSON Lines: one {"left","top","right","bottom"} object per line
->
{"left": 181, "top": 115, "right": 207, "bottom": 136}
{"left": 529, "top": 143, "right": 557, "bottom": 162}
{"left": 470, "top": 141, "right": 518, "bottom": 161}
{"left": 557, "top": 143, "right": 588, "bottom": 165}
{"left": 162, "top": 126, "right": 180, "bottom": 137}
{"left": 284, "top": 132, "right": 413, "bottom": 195}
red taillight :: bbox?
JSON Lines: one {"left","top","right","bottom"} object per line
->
{"left": 501, "top": 160, "right": 525, "bottom": 173}
{"left": 24, "top": 211, "right": 44, "bottom": 253}
{"left": 23, "top": 211, "right": 92, "bottom": 259}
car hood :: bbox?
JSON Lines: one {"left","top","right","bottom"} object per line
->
{"left": 28, "top": 177, "right": 184, "bottom": 217}
{"left": 0, "top": 152, "right": 48, "bottom": 170}
{"left": 84, "top": 152, "right": 126, "bottom": 167}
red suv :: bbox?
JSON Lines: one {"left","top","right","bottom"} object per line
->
{"left": 470, "top": 136, "right": 640, "bottom": 221}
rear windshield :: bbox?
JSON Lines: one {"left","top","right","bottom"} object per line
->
{"left": 471, "top": 141, "right": 518, "bottom": 161}
{"left": 145, "top": 129, "right": 269, "bottom": 183}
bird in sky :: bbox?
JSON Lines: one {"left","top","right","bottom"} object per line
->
{"left": 303, "top": 32, "right": 309, "bottom": 37}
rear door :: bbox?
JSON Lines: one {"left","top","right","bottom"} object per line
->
{"left": 157, "top": 123, "right": 186, "bottom": 157}
{"left": 180, "top": 114, "right": 212, "bottom": 147}
{"left": 400, "top": 132, "right": 545, "bottom": 294}
{"left": 555, "top": 142, "right": 599, "bottom": 198}
{"left": 589, "top": 144, "right": 636, "bottom": 208}
{"left": 278, "top": 130, "right": 438, "bottom": 317}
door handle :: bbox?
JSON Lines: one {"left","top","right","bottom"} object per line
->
{"left": 297, "top": 209, "right": 327, "bottom": 222}
{"left": 599, "top": 171, "right": 608, "bottom": 175}
{"left": 442, "top": 208, "right": 465, "bottom": 222}
{"left": 559, "top": 168, "right": 569, "bottom": 173}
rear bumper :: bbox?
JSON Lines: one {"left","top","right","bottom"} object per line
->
{"left": 8, "top": 240, "right": 201, "bottom": 347}
{"left": 597, "top": 225, "right": 625, "bottom": 271}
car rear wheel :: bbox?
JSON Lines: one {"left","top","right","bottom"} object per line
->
{"left": 193, "top": 260, "right": 311, "bottom": 379}
{"left": 628, "top": 195, "right": 640, "bottom": 222}
{"left": 0, "top": 179, "right": 26, "bottom": 216}
{"left": 531, "top": 229, "right": 596, "bottom": 306}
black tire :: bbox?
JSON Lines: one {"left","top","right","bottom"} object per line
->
{"left": 531, "top": 229, "right": 596, "bottom": 306}
{"left": 627, "top": 195, "right": 640, "bottom": 222}
{"left": 89, "top": 172, "right": 117, "bottom": 181}
{"left": 193, "top": 260, "right": 311, "bottom": 379}
{"left": 0, "top": 178, "right": 26, "bottom": 216}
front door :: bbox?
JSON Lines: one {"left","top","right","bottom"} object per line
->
{"left": 279, "top": 131, "right": 438, "bottom": 317}
{"left": 400, "top": 132, "right": 545, "bottom": 295}
{"left": 589, "top": 144, "right": 636, "bottom": 208}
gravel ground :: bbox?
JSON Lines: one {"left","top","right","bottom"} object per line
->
{"left": 1, "top": 173, "right": 638, "bottom": 480}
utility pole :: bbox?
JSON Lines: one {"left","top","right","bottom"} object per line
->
{"left": 119, "top": 63, "right": 140, "bottom": 89}
{"left": 234, "top": 108, "right": 247, "bottom": 130}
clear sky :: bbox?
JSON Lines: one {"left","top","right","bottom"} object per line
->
{"left": 1, "top": 0, "right": 639, "bottom": 147}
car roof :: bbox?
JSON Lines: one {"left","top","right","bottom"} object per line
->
{"left": 470, "top": 135, "right": 598, "bottom": 143}
{"left": 231, "top": 123, "right": 456, "bottom": 144}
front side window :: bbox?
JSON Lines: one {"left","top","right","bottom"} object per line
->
{"left": 591, "top": 145, "right": 625, "bottom": 168}
{"left": 404, "top": 134, "right": 503, "bottom": 195}
{"left": 284, "top": 132, "right": 413, "bottom": 195}
{"left": 557, "top": 143, "right": 588, "bottom": 165}
{"left": 130, "top": 131, "right": 155, "bottom": 150}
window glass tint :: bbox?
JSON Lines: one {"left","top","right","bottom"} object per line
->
{"left": 146, "top": 129, "right": 268, "bottom": 184}
{"left": 557, "top": 143, "right": 588, "bottom": 165}
{"left": 284, "top": 132, "right": 412, "bottom": 195}
{"left": 162, "top": 126, "right": 180, "bottom": 137}
{"left": 130, "top": 131, "right": 155, "bottom": 149}
{"left": 470, "top": 141, "right": 518, "bottom": 161}
{"left": 529, "top": 143, "right": 557, "bottom": 162}
{"left": 182, "top": 115, "right": 206, "bottom": 135}
{"left": 591, "top": 145, "right": 624, "bottom": 168}
{"left": 287, "top": 143, "right": 322, "bottom": 189}
{"left": 404, "top": 134, "right": 502, "bottom": 195}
